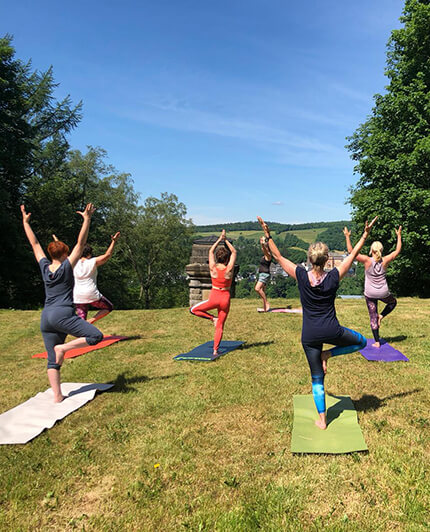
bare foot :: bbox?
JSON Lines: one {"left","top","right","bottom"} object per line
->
{"left": 377, "top": 314, "right": 383, "bottom": 328}
{"left": 54, "top": 394, "right": 65, "bottom": 403}
{"left": 213, "top": 317, "right": 218, "bottom": 328}
{"left": 321, "top": 350, "right": 331, "bottom": 375}
{"left": 265, "top": 305, "right": 271, "bottom": 312}
{"left": 315, "top": 419, "right": 327, "bottom": 430}
{"left": 372, "top": 341, "right": 381, "bottom": 348}
{"left": 54, "top": 345, "right": 65, "bottom": 366}
{"left": 212, "top": 351, "right": 219, "bottom": 358}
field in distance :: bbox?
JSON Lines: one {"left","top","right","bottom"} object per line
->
{"left": 194, "top": 227, "right": 327, "bottom": 244}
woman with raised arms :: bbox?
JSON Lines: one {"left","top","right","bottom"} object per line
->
{"left": 255, "top": 236, "right": 272, "bottom": 312}
{"left": 258, "top": 215, "right": 377, "bottom": 429}
{"left": 21, "top": 203, "right": 103, "bottom": 403}
{"left": 190, "top": 230, "right": 237, "bottom": 358}
{"left": 343, "top": 225, "right": 402, "bottom": 347}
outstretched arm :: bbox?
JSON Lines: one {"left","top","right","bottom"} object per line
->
{"left": 383, "top": 226, "right": 402, "bottom": 265}
{"left": 343, "top": 226, "right": 368, "bottom": 264}
{"left": 95, "top": 232, "right": 121, "bottom": 267}
{"left": 68, "top": 203, "right": 96, "bottom": 268}
{"left": 257, "top": 216, "right": 297, "bottom": 280}
{"left": 208, "top": 230, "right": 225, "bottom": 272}
{"left": 337, "top": 217, "right": 378, "bottom": 280}
{"left": 21, "top": 205, "right": 46, "bottom": 262}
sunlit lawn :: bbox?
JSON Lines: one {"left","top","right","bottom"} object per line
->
{"left": 0, "top": 297, "right": 428, "bottom": 530}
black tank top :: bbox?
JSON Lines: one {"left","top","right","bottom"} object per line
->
{"left": 259, "top": 257, "right": 271, "bottom": 274}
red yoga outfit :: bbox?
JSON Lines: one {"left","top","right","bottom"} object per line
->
{"left": 190, "top": 266, "right": 232, "bottom": 351}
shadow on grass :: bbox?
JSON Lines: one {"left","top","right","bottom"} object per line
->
{"left": 117, "top": 335, "right": 142, "bottom": 341}
{"left": 382, "top": 335, "right": 408, "bottom": 343}
{"left": 353, "top": 388, "right": 423, "bottom": 413}
{"left": 326, "top": 395, "right": 355, "bottom": 425}
{"left": 239, "top": 341, "right": 275, "bottom": 350}
{"left": 109, "top": 372, "right": 184, "bottom": 393}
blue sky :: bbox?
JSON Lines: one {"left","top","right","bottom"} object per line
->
{"left": 2, "top": 0, "right": 405, "bottom": 224}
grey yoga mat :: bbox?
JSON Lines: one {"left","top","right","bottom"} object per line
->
{"left": 0, "top": 383, "right": 113, "bottom": 445}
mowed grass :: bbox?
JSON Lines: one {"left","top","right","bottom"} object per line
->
{"left": 0, "top": 298, "right": 429, "bottom": 531}
{"left": 195, "top": 228, "right": 326, "bottom": 244}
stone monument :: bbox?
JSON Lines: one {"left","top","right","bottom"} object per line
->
{"left": 186, "top": 236, "right": 239, "bottom": 307}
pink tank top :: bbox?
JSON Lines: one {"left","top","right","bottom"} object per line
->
{"left": 364, "top": 258, "right": 389, "bottom": 299}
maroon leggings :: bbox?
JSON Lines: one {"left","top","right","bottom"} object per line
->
{"left": 365, "top": 294, "right": 397, "bottom": 342}
{"left": 75, "top": 295, "right": 114, "bottom": 321}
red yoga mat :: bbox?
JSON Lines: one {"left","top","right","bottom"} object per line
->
{"left": 32, "top": 335, "right": 129, "bottom": 360}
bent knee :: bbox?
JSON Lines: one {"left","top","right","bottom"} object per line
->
{"left": 87, "top": 330, "right": 103, "bottom": 345}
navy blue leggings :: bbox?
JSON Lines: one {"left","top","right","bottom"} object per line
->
{"left": 41, "top": 306, "right": 103, "bottom": 370}
{"left": 302, "top": 327, "right": 367, "bottom": 414}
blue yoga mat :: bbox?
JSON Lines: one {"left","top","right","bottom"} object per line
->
{"left": 174, "top": 341, "right": 244, "bottom": 361}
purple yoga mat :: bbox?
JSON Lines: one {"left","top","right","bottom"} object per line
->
{"left": 360, "top": 339, "right": 409, "bottom": 362}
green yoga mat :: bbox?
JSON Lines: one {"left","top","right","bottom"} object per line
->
{"left": 291, "top": 395, "right": 368, "bottom": 454}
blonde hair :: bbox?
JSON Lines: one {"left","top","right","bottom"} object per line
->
{"left": 370, "top": 241, "right": 383, "bottom": 262}
{"left": 308, "top": 242, "right": 329, "bottom": 271}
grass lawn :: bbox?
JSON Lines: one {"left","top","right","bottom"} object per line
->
{"left": 0, "top": 298, "right": 429, "bottom": 531}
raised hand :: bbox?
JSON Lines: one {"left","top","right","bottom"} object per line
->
{"left": 257, "top": 216, "right": 270, "bottom": 238}
{"left": 77, "top": 203, "right": 96, "bottom": 219}
{"left": 343, "top": 227, "right": 351, "bottom": 237}
{"left": 20, "top": 205, "right": 31, "bottom": 223}
{"left": 220, "top": 229, "right": 226, "bottom": 241}
{"left": 395, "top": 225, "right": 402, "bottom": 237}
{"left": 52, "top": 234, "right": 59, "bottom": 242}
{"left": 111, "top": 231, "right": 121, "bottom": 242}
{"left": 363, "top": 216, "right": 378, "bottom": 237}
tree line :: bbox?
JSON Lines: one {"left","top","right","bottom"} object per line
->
{"left": 196, "top": 220, "right": 351, "bottom": 234}
{"left": 0, "top": 36, "right": 193, "bottom": 310}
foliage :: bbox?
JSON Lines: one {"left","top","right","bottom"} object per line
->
{"left": 0, "top": 37, "right": 193, "bottom": 310}
{"left": 196, "top": 220, "right": 351, "bottom": 234}
{"left": 0, "top": 34, "right": 82, "bottom": 307}
{"left": 346, "top": 0, "right": 430, "bottom": 296}
{"left": 317, "top": 222, "right": 349, "bottom": 251}
{"left": 125, "top": 193, "right": 194, "bottom": 309}
{"left": 283, "top": 232, "right": 308, "bottom": 249}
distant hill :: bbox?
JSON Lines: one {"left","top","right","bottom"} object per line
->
{"left": 194, "top": 220, "right": 350, "bottom": 234}
{"left": 195, "top": 220, "right": 350, "bottom": 249}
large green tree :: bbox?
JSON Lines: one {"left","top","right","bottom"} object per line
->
{"left": 0, "top": 35, "right": 81, "bottom": 306}
{"left": 346, "top": 0, "right": 430, "bottom": 296}
{"left": 126, "top": 193, "right": 194, "bottom": 309}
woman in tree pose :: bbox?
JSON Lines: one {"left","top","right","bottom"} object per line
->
{"left": 255, "top": 236, "right": 272, "bottom": 312}
{"left": 73, "top": 232, "right": 121, "bottom": 324}
{"left": 190, "top": 230, "right": 237, "bottom": 357}
{"left": 258, "top": 215, "right": 377, "bottom": 429}
{"left": 21, "top": 204, "right": 103, "bottom": 403}
{"left": 343, "top": 225, "right": 402, "bottom": 347}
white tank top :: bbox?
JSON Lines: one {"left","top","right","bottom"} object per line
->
{"left": 73, "top": 257, "right": 101, "bottom": 303}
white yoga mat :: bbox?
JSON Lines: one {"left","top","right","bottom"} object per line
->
{"left": 0, "top": 383, "right": 113, "bottom": 445}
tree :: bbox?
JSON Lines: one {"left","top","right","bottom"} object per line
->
{"left": 346, "top": 0, "right": 430, "bottom": 296}
{"left": 0, "top": 35, "right": 82, "bottom": 307}
{"left": 126, "top": 193, "right": 194, "bottom": 309}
